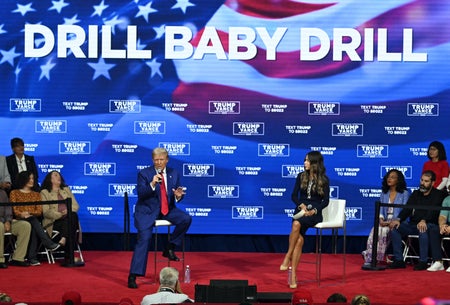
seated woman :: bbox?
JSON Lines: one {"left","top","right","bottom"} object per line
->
{"left": 362, "top": 169, "right": 410, "bottom": 265}
{"left": 40, "top": 170, "right": 80, "bottom": 261}
{"left": 10, "top": 171, "right": 60, "bottom": 266}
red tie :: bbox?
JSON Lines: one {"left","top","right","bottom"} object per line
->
{"left": 160, "top": 171, "right": 169, "bottom": 215}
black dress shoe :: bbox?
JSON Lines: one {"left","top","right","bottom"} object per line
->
{"left": 9, "top": 260, "right": 29, "bottom": 267}
{"left": 162, "top": 249, "right": 180, "bottom": 261}
{"left": 387, "top": 260, "right": 406, "bottom": 269}
{"left": 128, "top": 275, "right": 138, "bottom": 289}
{"left": 0, "top": 262, "right": 8, "bottom": 269}
{"left": 414, "top": 261, "right": 428, "bottom": 271}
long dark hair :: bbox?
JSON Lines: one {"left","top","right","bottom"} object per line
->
{"left": 15, "top": 170, "right": 34, "bottom": 189}
{"left": 40, "top": 170, "right": 68, "bottom": 192}
{"left": 427, "top": 141, "right": 447, "bottom": 161}
{"left": 381, "top": 169, "right": 407, "bottom": 193}
{"left": 300, "top": 151, "right": 328, "bottom": 196}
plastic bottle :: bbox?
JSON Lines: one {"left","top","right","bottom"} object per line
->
{"left": 184, "top": 265, "right": 191, "bottom": 283}
{"left": 287, "top": 266, "right": 292, "bottom": 285}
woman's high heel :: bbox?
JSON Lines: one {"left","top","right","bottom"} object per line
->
{"left": 280, "top": 256, "right": 290, "bottom": 271}
{"left": 289, "top": 273, "right": 297, "bottom": 289}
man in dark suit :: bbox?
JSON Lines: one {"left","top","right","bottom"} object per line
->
{"left": 6, "top": 138, "right": 40, "bottom": 192}
{"left": 128, "top": 147, "right": 192, "bottom": 289}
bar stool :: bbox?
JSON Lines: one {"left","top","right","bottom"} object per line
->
{"left": 3, "top": 232, "right": 15, "bottom": 260}
{"left": 153, "top": 220, "right": 185, "bottom": 282}
{"left": 441, "top": 236, "right": 450, "bottom": 265}
{"left": 403, "top": 234, "right": 419, "bottom": 263}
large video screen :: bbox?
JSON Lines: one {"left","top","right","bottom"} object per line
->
{"left": 1, "top": 0, "right": 449, "bottom": 235}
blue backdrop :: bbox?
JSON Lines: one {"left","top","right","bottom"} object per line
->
{"left": 1, "top": 0, "right": 449, "bottom": 235}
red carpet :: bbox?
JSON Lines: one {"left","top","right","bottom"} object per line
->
{"left": 0, "top": 251, "right": 448, "bottom": 305}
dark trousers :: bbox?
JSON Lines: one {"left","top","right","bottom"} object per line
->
{"left": 25, "top": 216, "right": 55, "bottom": 260}
{"left": 391, "top": 221, "right": 442, "bottom": 262}
{"left": 53, "top": 212, "right": 79, "bottom": 256}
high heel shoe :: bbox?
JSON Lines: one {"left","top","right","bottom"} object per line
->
{"left": 280, "top": 257, "right": 290, "bottom": 271}
{"left": 289, "top": 274, "right": 297, "bottom": 289}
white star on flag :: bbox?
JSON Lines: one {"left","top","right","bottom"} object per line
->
{"left": 153, "top": 24, "right": 165, "bottom": 39}
{"left": 135, "top": 1, "right": 157, "bottom": 22}
{"left": 39, "top": 60, "right": 56, "bottom": 80}
{"left": 145, "top": 58, "right": 162, "bottom": 78}
{"left": 171, "top": 0, "right": 195, "bottom": 14}
{"left": 12, "top": 3, "right": 36, "bottom": 16}
{"left": 0, "top": 46, "right": 21, "bottom": 67}
{"left": 48, "top": 0, "right": 69, "bottom": 14}
{"left": 64, "top": 14, "right": 81, "bottom": 25}
{"left": 92, "top": 0, "right": 109, "bottom": 17}
{"left": 88, "top": 57, "right": 116, "bottom": 80}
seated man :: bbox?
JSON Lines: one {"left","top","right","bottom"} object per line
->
{"left": 388, "top": 170, "right": 446, "bottom": 270}
{"left": 0, "top": 189, "right": 31, "bottom": 268}
{"left": 128, "top": 147, "right": 191, "bottom": 288}
{"left": 438, "top": 193, "right": 450, "bottom": 272}
{"left": 141, "top": 267, "right": 193, "bottom": 305}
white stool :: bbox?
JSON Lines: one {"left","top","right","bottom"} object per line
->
{"left": 403, "top": 234, "right": 419, "bottom": 263}
{"left": 153, "top": 220, "right": 185, "bottom": 282}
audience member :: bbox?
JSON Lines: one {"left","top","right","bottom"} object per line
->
{"left": 141, "top": 267, "right": 193, "bottom": 305}
{"left": 422, "top": 141, "right": 449, "bottom": 191}
{"left": 0, "top": 189, "right": 31, "bottom": 268}
{"left": 438, "top": 193, "right": 450, "bottom": 272}
{"left": 41, "top": 171, "right": 80, "bottom": 262}
{"left": 6, "top": 138, "right": 40, "bottom": 191}
{"left": 280, "top": 151, "right": 329, "bottom": 289}
{"left": 351, "top": 295, "right": 370, "bottom": 305}
{"left": 9, "top": 171, "right": 60, "bottom": 266}
{"left": 61, "top": 290, "right": 81, "bottom": 305}
{"left": 0, "top": 292, "right": 12, "bottom": 302}
{"left": 128, "top": 147, "right": 191, "bottom": 289}
{"left": 0, "top": 156, "right": 12, "bottom": 193}
{"left": 292, "top": 289, "right": 314, "bottom": 305}
{"left": 388, "top": 170, "right": 446, "bottom": 270}
{"left": 362, "top": 169, "right": 409, "bottom": 265}
{"left": 327, "top": 293, "right": 347, "bottom": 303}
{"left": 447, "top": 174, "right": 450, "bottom": 193}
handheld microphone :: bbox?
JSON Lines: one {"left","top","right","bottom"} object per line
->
{"left": 292, "top": 204, "right": 313, "bottom": 220}
{"left": 156, "top": 169, "right": 163, "bottom": 183}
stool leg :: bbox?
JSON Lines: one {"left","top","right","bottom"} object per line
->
{"left": 154, "top": 227, "right": 158, "bottom": 282}
{"left": 167, "top": 225, "right": 171, "bottom": 267}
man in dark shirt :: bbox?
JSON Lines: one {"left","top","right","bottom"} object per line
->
{"left": 388, "top": 170, "right": 446, "bottom": 270}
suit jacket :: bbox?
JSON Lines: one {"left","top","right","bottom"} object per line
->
{"left": 0, "top": 156, "right": 11, "bottom": 185}
{"left": 379, "top": 190, "right": 410, "bottom": 220}
{"left": 134, "top": 166, "right": 183, "bottom": 231}
{"left": 40, "top": 186, "right": 80, "bottom": 235}
{"left": 0, "top": 189, "right": 13, "bottom": 223}
{"left": 6, "top": 154, "right": 39, "bottom": 191}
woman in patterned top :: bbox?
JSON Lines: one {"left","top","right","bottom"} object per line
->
{"left": 10, "top": 171, "right": 60, "bottom": 266}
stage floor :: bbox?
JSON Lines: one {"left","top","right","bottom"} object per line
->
{"left": 0, "top": 251, "right": 448, "bottom": 304}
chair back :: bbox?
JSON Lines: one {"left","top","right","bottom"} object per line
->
{"left": 319, "top": 199, "right": 346, "bottom": 228}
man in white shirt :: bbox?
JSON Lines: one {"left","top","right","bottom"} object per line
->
{"left": 141, "top": 267, "right": 193, "bottom": 305}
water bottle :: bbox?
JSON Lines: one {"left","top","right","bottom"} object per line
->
{"left": 287, "top": 266, "right": 292, "bottom": 285}
{"left": 184, "top": 265, "right": 191, "bottom": 283}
